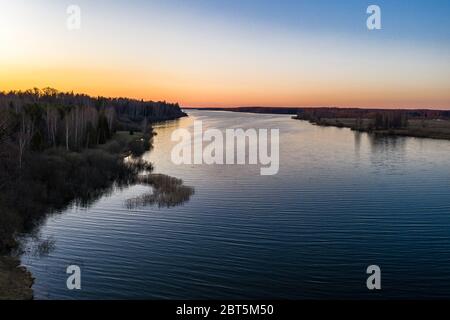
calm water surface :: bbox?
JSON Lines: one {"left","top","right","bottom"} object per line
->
{"left": 21, "top": 110, "right": 450, "bottom": 299}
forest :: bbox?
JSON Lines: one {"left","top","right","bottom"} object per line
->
{"left": 296, "top": 108, "right": 409, "bottom": 130}
{"left": 0, "top": 88, "right": 186, "bottom": 253}
{"left": 293, "top": 108, "right": 450, "bottom": 140}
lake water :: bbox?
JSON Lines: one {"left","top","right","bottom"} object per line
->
{"left": 21, "top": 110, "right": 450, "bottom": 299}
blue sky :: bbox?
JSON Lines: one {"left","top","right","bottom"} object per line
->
{"left": 138, "top": 0, "right": 450, "bottom": 41}
{"left": 1, "top": 0, "right": 449, "bottom": 108}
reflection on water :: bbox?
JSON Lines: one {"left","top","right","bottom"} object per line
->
{"left": 21, "top": 110, "right": 450, "bottom": 299}
{"left": 19, "top": 235, "right": 56, "bottom": 258}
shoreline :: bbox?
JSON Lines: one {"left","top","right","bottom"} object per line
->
{"left": 0, "top": 132, "right": 150, "bottom": 300}
{"left": 0, "top": 132, "right": 144, "bottom": 300}
{"left": 0, "top": 89, "right": 187, "bottom": 300}
{"left": 294, "top": 117, "right": 450, "bottom": 141}
{"left": 185, "top": 107, "right": 450, "bottom": 141}
{"left": 0, "top": 256, "right": 34, "bottom": 300}
{"left": 0, "top": 132, "right": 151, "bottom": 300}
{"left": 1, "top": 118, "right": 189, "bottom": 300}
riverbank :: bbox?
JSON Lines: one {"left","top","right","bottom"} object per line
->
{"left": 1, "top": 130, "right": 195, "bottom": 300}
{"left": 0, "top": 131, "right": 152, "bottom": 299}
{"left": 294, "top": 117, "right": 450, "bottom": 140}
{"left": 0, "top": 256, "right": 34, "bottom": 300}
{"left": 0, "top": 89, "right": 188, "bottom": 299}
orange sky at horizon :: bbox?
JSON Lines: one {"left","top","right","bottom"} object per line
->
{"left": 3, "top": 67, "right": 449, "bottom": 110}
{"left": 1, "top": 1, "right": 450, "bottom": 110}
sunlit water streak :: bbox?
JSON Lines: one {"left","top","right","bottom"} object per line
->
{"left": 21, "top": 110, "right": 450, "bottom": 299}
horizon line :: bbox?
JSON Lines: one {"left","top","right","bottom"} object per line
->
{"left": 2, "top": 87, "right": 449, "bottom": 111}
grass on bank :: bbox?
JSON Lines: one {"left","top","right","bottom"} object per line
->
{"left": 300, "top": 118, "right": 450, "bottom": 140}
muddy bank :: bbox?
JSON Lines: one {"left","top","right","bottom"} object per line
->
{"left": 0, "top": 256, "right": 34, "bottom": 300}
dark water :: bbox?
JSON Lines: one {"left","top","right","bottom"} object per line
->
{"left": 21, "top": 110, "right": 450, "bottom": 299}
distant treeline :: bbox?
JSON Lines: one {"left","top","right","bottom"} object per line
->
{"left": 193, "top": 107, "right": 301, "bottom": 115}
{"left": 292, "top": 107, "right": 450, "bottom": 140}
{"left": 296, "top": 108, "right": 409, "bottom": 130}
{"left": 295, "top": 107, "right": 450, "bottom": 121}
{"left": 193, "top": 106, "right": 450, "bottom": 136}
{"left": 193, "top": 106, "right": 450, "bottom": 120}
{"left": 0, "top": 88, "right": 186, "bottom": 252}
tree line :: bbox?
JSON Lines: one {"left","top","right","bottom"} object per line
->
{"left": 0, "top": 88, "right": 185, "bottom": 168}
{"left": 0, "top": 88, "right": 185, "bottom": 252}
{"left": 296, "top": 108, "right": 410, "bottom": 130}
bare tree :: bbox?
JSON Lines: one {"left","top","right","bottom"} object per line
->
{"left": 17, "top": 112, "right": 34, "bottom": 169}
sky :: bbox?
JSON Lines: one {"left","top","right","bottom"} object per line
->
{"left": 0, "top": 0, "right": 449, "bottom": 109}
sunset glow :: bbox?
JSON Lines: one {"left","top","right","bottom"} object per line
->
{"left": 1, "top": 0, "right": 449, "bottom": 109}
